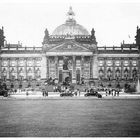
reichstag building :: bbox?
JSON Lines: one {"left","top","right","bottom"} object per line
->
{"left": 0, "top": 7, "right": 140, "bottom": 89}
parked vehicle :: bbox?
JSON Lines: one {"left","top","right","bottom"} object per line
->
{"left": 0, "top": 89, "right": 8, "bottom": 97}
{"left": 60, "top": 92, "right": 74, "bottom": 97}
{"left": 84, "top": 90, "right": 102, "bottom": 98}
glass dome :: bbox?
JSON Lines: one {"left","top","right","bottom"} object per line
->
{"left": 52, "top": 7, "right": 89, "bottom": 36}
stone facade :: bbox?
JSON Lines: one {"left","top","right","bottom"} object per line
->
{"left": 0, "top": 7, "right": 140, "bottom": 88}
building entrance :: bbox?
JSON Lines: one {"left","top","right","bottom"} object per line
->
{"left": 59, "top": 70, "right": 72, "bottom": 84}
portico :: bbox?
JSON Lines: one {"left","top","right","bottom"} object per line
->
{"left": 42, "top": 53, "right": 97, "bottom": 84}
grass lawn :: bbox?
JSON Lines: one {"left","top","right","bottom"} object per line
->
{"left": 0, "top": 99, "right": 140, "bottom": 137}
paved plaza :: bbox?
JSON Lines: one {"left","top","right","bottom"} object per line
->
{"left": 0, "top": 98, "right": 140, "bottom": 137}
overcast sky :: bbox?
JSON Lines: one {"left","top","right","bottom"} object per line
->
{"left": 0, "top": 0, "right": 140, "bottom": 47}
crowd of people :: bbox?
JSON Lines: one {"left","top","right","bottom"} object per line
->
{"left": 42, "top": 89, "right": 48, "bottom": 97}
{"left": 104, "top": 88, "right": 120, "bottom": 96}
{"left": 0, "top": 79, "right": 123, "bottom": 97}
{"left": 53, "top": 85, "right": 81, "bottom": 96}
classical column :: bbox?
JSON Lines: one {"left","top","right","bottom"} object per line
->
{"left": 92, "top": 54, "right": 98, "bottom": 79}
{"left": 129, "top": 59, "right": 132, "bottom": 79}
{"left": 72, "top": 56, "right": 76, "bottom": 83}
{"left": 55, "top": 56, "right": 58, "bottom": 82}
{"left": 0, "top": 58, "right": 1, "bottom": 79}
{"left": 90, "top": 56, "right": 93, "bottom": 78}
{"left": 41, "top": 55, "right": 47, "bottom": 80}
{"left": 46, "top": 56, "right": 49, "bottom": 79}
{"left": 24, "top": 58, "right": 27, "bottom": 80}
{"left": 81, "top": 56, "right": 84, "bottom": 76}
{"left": 104, "top": 58, "right": 107, "bottom": 79}
{"left": 7, "top": 58, "right": 10, "bottom": 80}
{"left": 112, "top": 59, "right": 115, "bottom": 80}
{"left": 33, "top": 58, "right": 36, "bottom": 79}
{"left": 121, "top": 59, "right": 123, "bottom": 80}
{"left": 16, "top": 58, "right": 19, "bottom": 80}
{"left": 138, "top": 55, "right": 140, "bottom": 81}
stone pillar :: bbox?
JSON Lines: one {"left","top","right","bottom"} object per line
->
{"left": 81, "top": 56, "right": 84, "bottom": 76}
{"left": 112, "top": 59, "right": 115, "bottom": 80}
{"left": 72, "top": 56, "right": 76, "bottom": 83}
{"left": 24, "top": 58, "right": 27, "bottom": 80}
{"left": 41, "top": 55, "right": 47, "bottom": 80}
{"left": 104, "top": 58, "right": 107, "bottom": 79}
{"left": 25, "top": 58, "right": 27, "bottom": 80}
{"left": 33, "top": 58, "right": 36, "bottom": 79}
{"left": 90, "top": 56, "right": 93, "bottom": 78}
{"left": 55, "top": 56, "right": 58, "bottom": 83}
{"left": 0, "top": 58, "right": 1, "bottom": 79}
{"left": 92, "top": 54, "right": 98, "bottom": 79}
{"left": 16, "top": 58, "right": 19, "bottom": 80}
{"left": 138, "top": 56, "right": 140, "bottom": 80}
{"left": 129, "top": 60, "right": 132, "bottom": 79}
{"left": 7, "top": 58, "right": 10, "bottom": 80}
{"left": 121, "top": 59, "right": 123, "bottom": 80}
{"left": 46, "top": 56, "right": 49, "bottom": 79}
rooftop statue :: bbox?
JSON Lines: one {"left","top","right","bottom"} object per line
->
{"left": 90, "top": 28, "right": 97, "bottom": 45}
{"left": 42, "top": 28, "right": 49, "bottom": 45}
{"left": 0, "top": 26, "right": 5, "bottom": 48}
{"left": 135, "top": 26, "right": 140, "bottom": 48}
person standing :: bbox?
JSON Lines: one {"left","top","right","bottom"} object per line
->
{"left": 74, "top": 89, "right": 77, "bottom": 96}
{"left": 77, "top": 89, "right": 80, "bottom": 96}
{"left": 26, "top": 90, "right": 29, "bottom": 96}
{"left": 105, "top": 89, "right": 108, "bottom": 96}
{"left": 114, "top": 89, "right": 117, "bottom": 96}
{"left": 45, "top": 90, "right": 48, "bottom": 97}
{"left": 53, "top": 86, "right": 56, "bottom": 92}
{"left": 42, "top": 89, "right": 45, "bottom": 97}
{"left": 117, "top": 88, "right": 120, "bottom": 96}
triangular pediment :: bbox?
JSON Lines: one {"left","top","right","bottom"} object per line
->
{"left": 47, "top": 40, "right": 91, "bottom": 52}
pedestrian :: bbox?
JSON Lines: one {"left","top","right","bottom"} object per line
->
{"left": 108, "top": 89, "right": 111, "bottom": 96}
{"left": 111, "top": 89, "right": 114, "bottom": 96}
{"left": 114, "top": 89, "right": 117, "bottom": 96}
{"left": 117, "top": 89, "right": 120, "bottom": 96}
{"left": 105, "top": 89, "right": 108, "bottom": 96}
{"left": 26, "top": 91, "right": 29, "bottom": 96}
{"left": 42, "top": 89, "right": 45, "bottom": 97}
{"left": 53, "top": 86, "right": 56, "bottom": 92}
{"left": 74, "top": 89, "right": 77, "bottom": 96}
{"left": 45, "top": 90, "right": 48, "bottom": 97}
{"left": 77, "top": 89, "right": 80, "bottom": 96}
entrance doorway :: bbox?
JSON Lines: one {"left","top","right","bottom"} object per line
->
{"left": 58, "top": 70, "right": 72, "bottom": 84}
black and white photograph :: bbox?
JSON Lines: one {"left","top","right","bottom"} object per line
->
{"left": 0, "top": 0, "right": 140, "bottom": 137}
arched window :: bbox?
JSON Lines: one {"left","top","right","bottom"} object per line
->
{"left": 99, "top": 68, "right": 104, "bottom": 79}
{"left": 107, "top": 68, "right": 112, "bottom": 80}
{"left": 124, "top": 68, "right": 129, "bottom": 80}
{"left": 115, "top": 68, "right": 121, "bottom": 79}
